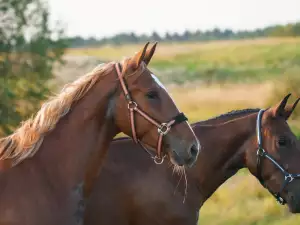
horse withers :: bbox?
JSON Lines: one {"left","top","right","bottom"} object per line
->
{"left": 0, "top": 42, "right": 200, "bottom": 225}
{"left": 85, "top": 94, "right": 300, "bottom": 225}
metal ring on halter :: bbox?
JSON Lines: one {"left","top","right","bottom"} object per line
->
{"left": 285, "top": 174, "right": 294, "bottom": 183}
{"left": 153, "top": 155, "right": 166, "bottom": 164}
{"left": 127, "top": 101, "right": 138, "bottom": 110}
{"left": 275, "top": 194, "right": 285, "bottom": 204}
{"left": 158, "top": 123, "right": 171, "bottom": 135}
{"left": 257, "top": 148, "right": 265, "bottom": 157}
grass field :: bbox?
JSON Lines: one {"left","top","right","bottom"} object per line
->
{"left": 67, "top": 37, "right": 300, "bottom": 84}
{"left": 62, "top": 37, "right": 300, "bottom": 225}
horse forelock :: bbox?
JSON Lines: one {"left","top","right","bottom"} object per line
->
{"left": 0, "top": 61, "right": 116, "bottom": 167}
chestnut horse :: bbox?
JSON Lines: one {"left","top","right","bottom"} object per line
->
{"left": 85, "top": 94, "right": 300, "bottom": 225}
{"left": 0, "top": 42, "right": 200, "bottom": 225}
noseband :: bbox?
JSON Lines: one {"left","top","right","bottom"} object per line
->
{"left": 115, "top": 63, "right": 188, "bottom": 164}
{"left": 256, "top": 109, "right": 300, "bottom": 205}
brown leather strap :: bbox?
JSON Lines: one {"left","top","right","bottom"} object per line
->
{"left": 157, "top": 134, "right": 163, "bottom": 159}
{"left": 135, "top": 108, "right": 161, "bottom": 127}
{"left": 115, "top": 62, "right": 187, "bottom": 163}
{"left": 129, "top": 108, "right": 137, "bottom": 143}
{"left": 115, "top": 63, "right": 131, "bottom": 101}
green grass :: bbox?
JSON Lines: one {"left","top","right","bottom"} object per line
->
{"left": 67, "top": 37, "right": 300, "bottom": 84}
{"left": 200, "top": 172, "right": 300, "bottom": 225}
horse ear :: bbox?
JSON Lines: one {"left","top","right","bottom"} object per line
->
{"left": 284, "top": 97, "right": 300, "bottom": 120}
{"left": 269, "top": 93, "right": 291, "bottom": 119}
{"left": 129, "top": 42, "right": 150, "bottom": 70}
{"left": 143, "top": 42, "right": 158, "bottom": 65}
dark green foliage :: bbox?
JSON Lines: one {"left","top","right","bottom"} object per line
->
{"left": 0, "top": 0, "right": 67, "bottom": 135}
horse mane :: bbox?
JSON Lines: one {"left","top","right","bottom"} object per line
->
{"left": 0, "top": 61, "right": 118, "bottom": 166}
{"left": 194, "top": 108, "right": 260, "bottom": 126}
{"left": 207, "top": 108, "right": 260, "bottom": 120}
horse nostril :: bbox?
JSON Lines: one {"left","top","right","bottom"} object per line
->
{"left": 190, "top": 144, "right": 199, "bottom": 158}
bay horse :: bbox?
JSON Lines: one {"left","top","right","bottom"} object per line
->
{"left": 85, "top": 94, "right": 300, "bottom": 225}
{"left": 0, "top": 42, "right": 200, "bottom": 225}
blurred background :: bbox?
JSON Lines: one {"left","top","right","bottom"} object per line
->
{"left": 1, "top": 0, "right": 300, "bottom": 224}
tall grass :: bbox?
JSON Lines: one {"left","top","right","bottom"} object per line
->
{"left": 67, "top": 37, "right": 300, "bottom": 85}
{"left": 200, "top": 173, "right": 300, "bottom": 225}
{"left": 266, "top": 69, "right": 300, "bottom": 120}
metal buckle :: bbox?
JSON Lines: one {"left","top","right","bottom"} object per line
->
{"left": 158, "top": 123, "right": 170, "bottom": 135}
{"left": 153, "top": 155, "right": 165, "bottom": 165}
{"left": 127, "top": 101, "right": 137, "bottom": 110}
{"left": 285, "top": 174, "right": 294, "bottom": 183}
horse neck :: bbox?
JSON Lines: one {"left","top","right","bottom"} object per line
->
{"left": 189, "top": 112, "right": 258, "bottom": 208}
{"left": 34, "top": 70, "right": 119, "bottom": 195}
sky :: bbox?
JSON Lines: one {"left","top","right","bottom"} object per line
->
{"left": 48, "top": 0, "right": 300, "bottom": 38}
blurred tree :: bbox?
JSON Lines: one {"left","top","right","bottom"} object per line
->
{"left": 182, "top": 30, "right": 191, "bottom": 41}
{"left": 129, "top": 32, "right": 139, "bottom": 43}
{"left": 150, "top": 31, "right": 161, "bottom": 42}
{"left": 0, "top": 0, "right": 67, "bottom": 135}
{"left": 223, "top": 29, "right": 234, "bottom": 39}
{"left": 292, "top": 22, "right": 300, "bottom": 36}
{"left": 164, "top": 32, "right": 173, "bottom": 41}
{"left": 65, "top": 21, "right": 300, "bottom": 47}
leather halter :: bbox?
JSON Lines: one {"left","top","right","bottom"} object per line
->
{"left": 115, "top": 63, "right": 188, "bottom": 164}
{"left": 256, "top": 109, "right": 300, "bottom": 205}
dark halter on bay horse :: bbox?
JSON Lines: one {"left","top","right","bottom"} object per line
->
{"left": 256, "top": 109, "right": 300, "bottom": 205}
{"left": 115, "top": 63, "right": 188, "bottom": 164}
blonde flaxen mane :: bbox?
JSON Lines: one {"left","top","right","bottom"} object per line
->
{"left": 0, "top": 62, "right": 116, "bottom": 166}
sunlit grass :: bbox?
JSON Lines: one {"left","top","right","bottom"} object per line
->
{"left": 199, "top": 173, "right": 300, "bottom": 225}
{"left": 167, "top": 82, "right": 272, "bottom": 121}
{"left": 67, "top": 37, "right": 300, "bottom": 84}
{"left": 67, "top": 38, "right": 300, "bottom": 62}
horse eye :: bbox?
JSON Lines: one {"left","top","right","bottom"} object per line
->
{"left": 146, "top": 91, "right": 159, "bottom": 100}
{"left": 278, "top": 137, "right": 287, "bottom": 147}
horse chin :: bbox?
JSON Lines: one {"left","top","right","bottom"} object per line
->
{"left": 166, "top": 149, "right": 185, "bottom": 167}
{"left": 287, "top": 202, "right": 300, "bottom": 213}
{"left": 137, "top": 142, "right": 191, "bottom": 167}
{"left": 286, "top": 192, "right": 300, "bottom": 213}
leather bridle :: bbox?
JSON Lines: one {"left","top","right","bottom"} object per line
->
{"left": 256, "top": 109, "right": 300, "bottom": 205}
{"left": 115, "top": 63, "right": 188, "bottom": 164}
